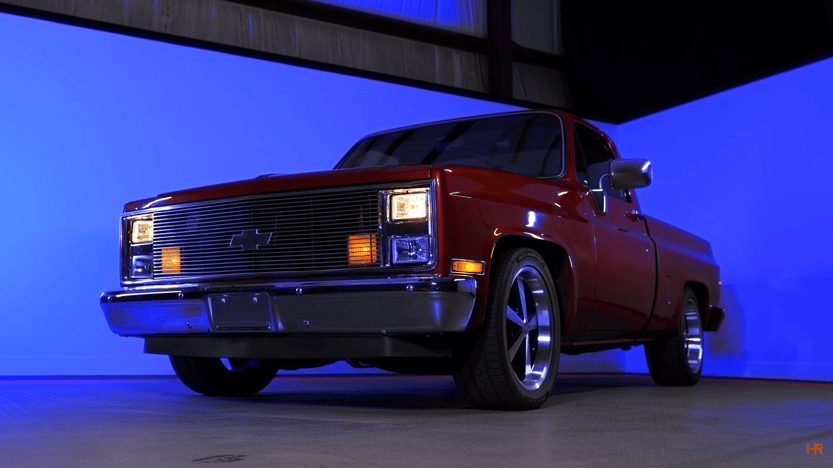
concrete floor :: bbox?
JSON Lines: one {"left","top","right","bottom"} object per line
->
{"left": 0, "top": 373, "right": 831, "bottom": 467}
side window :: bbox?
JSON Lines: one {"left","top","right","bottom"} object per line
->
{"left": 574, "top": 124, "right": 629, "bottom": 202}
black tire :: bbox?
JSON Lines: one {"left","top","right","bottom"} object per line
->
{"left": 169, "top": 356, "right": 280, "bottom": 396}
{"left": 645, "top": 287, "right": 703, "bottom": 386}
{"left": 453, "top": 248, "right": 561, "bottom": 410}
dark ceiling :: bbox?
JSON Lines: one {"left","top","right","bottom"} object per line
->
{"left": 562, "top": 1, "right": 833, "bottom": 122}
{"left": 3, "top": 1, "right": 833, "bottom": 124}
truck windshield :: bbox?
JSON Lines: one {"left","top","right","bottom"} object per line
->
{"left": 336, "top": 113, "right": 564, "bottom": 178}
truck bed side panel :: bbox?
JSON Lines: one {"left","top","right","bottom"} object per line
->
{"left": 644, "top": 216, "right": 721, "bottom": 334}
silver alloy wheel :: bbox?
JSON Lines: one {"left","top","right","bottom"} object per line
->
{"left": 504, "top": 265, "right": 554, "bottom": 391}
{"left": 683, "top": 298, "right": 704, "bottom": 373}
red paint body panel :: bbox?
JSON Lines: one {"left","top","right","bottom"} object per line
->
{"left": 644, "top": 216, "right": 721, "bottom": 332}
{"left": 118, "top": 109, "right": 721, "bottom": 346}
{"left": 433, "top": 165, "right": 597, "bottom": 341}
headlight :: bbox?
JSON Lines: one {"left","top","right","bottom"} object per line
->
{"left": 391, "top": 235, "right": 430, "bottom": 264}
{"left": 130, "top": 217, "right": 153, "bottom": 244}
{"left": 382, "top": 186, "right": 434, "bottom": 267}
{"left": 125, "top": 215, "right": 154, "bottom": 280}
{"left": 390, "top": 190, "right": 428, "bottom": 221}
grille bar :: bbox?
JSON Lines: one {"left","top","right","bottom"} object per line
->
{"left": 153, "top": 198, "right": 379, "bottom": 221}
{"left": 153, "top": 219, "right": 374, "bottom": 238}
{"left": 151, "top": 187, "right": 382, "bottom": 278}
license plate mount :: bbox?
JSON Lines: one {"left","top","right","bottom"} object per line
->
{"left": 208, "top": 293, "right": 274, "bottom": 332}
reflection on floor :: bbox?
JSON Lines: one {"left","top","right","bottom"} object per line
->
{"left": 1, "top": 373, "right": 831, "bottom": 467}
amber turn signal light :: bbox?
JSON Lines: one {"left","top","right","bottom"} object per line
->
{"left": 348, "top": 233, "right": 377, "bottom": 266}
{"left": 161, "top": 247, "right": 181, "bottom": 274}
{"left": 451, "top": 259, "right": 485, "bottom": 275}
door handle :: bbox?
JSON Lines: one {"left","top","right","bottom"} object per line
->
{"left": 626, "top": 210, "right": 645, "bottom": 221}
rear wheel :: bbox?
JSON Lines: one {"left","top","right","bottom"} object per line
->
{"left": 645, "top": 287, "right": 703, "bottom": 386}
{"left": 170, "top": 356, "right": 280, "bottom": 396}
{"left": 453, "top": 248, "right": 561, "bottom": 410}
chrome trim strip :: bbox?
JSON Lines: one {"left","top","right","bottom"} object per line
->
{"left": 112, "top": 273, "right": 443, "bottom": 292}
{"left": 105, "top": 275, "right": 466, "bottom": 299}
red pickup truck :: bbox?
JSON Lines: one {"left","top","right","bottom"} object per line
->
{"left": 101, "top": 110, "right": 724, "bottom": 410}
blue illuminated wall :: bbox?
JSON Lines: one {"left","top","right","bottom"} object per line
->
{"left": 615, "top": 58, "right": 833, "bottom": 381}
{"left": 1, "top": 10, "right": 831, "bottom": 381}
{"left": 0, "top": 12, "right": 518, "bottom": 375}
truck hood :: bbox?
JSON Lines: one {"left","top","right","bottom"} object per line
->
{"left": 124, "top": 165, "right": 433, "bottom": 212}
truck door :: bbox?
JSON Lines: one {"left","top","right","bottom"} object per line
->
{"left": 574, "top": 124, "right": 656, "bottom": 333}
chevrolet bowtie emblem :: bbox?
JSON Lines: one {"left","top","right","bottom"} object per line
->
{"left": 230, "top": 229, "right": 272, "bottom": 251}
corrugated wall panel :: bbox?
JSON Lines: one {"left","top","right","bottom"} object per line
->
{"left": 512, "top": 0, "right": 562, "bottom": 55}
{"left": 1, "top": 0, "right": 488, "bottom": 93}
{"left": 513, "top": 61, "right": 571, "bottom": 108}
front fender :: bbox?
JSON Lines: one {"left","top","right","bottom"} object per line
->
{"left": 434, "top": 167, "right": 596, "bottom": 337}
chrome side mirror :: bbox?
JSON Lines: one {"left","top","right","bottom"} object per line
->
{"left": 610, "top": 159, "right": 652, "bottom": 190}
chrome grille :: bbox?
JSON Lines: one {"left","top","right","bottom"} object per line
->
{"left": 152, "top": 187, "right": 381, "bottom": 279}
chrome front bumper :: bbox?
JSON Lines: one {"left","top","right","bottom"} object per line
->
{"left": 101, "top": 276, "right": 477, "bottom": 337}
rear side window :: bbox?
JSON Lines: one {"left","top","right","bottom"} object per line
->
{"left": 574, "top": 124, "right": 629, "bottom": 202}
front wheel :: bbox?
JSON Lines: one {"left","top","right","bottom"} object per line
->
{"left": 170, "top": 356, "right": 280, "bottom": 396}
{"left": 645, "top": 287, "right": 704, "bottom": 386}
{"left": 453, "top": 248, "right": 561, "bottom": 410}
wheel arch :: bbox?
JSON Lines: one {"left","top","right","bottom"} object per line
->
{"left": 683, "top": 281, "right": 709, "bottom": 321}
{"left": 490, "top": 235, "right": 570, "bottom": 334}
